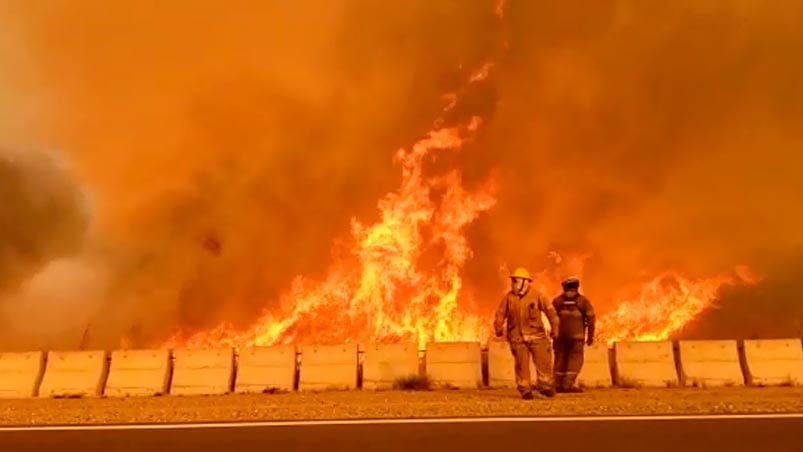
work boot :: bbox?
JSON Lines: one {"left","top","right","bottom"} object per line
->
{"left": 521, "top": 392, "right": 535, "bottom": 400}
{"left": 539, "top": 388, "right": 556, "bottom": 398}
{"left": 555, "top": 386, "right": 567, "bottom": 393}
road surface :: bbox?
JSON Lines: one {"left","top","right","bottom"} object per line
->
{"left": 1, "top": 415, "right": 801, "bottom": 452}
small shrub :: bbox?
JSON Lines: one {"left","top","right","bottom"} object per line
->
{"left": 393, "top": 374, "right": 433, "bottom": 391}
{"left": 261, "top": 387, "right": 288, "bottom": 394}
{"left": 617, "top": 377, "right": 642, "bottom": 389}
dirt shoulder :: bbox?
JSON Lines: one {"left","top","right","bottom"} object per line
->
{"left": 1, "top": 387, "right": 802, "bottom": 426}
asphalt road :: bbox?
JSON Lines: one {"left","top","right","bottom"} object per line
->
{"left": 1, "top": 415, "right": 801, "bottom": 452}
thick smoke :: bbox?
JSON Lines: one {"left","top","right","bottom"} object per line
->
{"left": 0, "top": 149, "right": 89, "bottom": 290}
{"left": 682, "top": 252, "right": 803, "bottom": 339}
{"left": 0, "top": 0, "right": 802, "bottom": 348}
{"left": 466, "top": 0, "right": 803, "bottom": 321}
{"left": 0, "top": 148, "right": 92, "bottom": 349}
{"left": 0, "top": 0, "right": 496, "bottom": 347}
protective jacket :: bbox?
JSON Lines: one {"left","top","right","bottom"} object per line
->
{"left": 552, "top": 294, "right": 595, "bottom": 340}
{"left": 494, "top": 290, "right": 559, "bottom": 342}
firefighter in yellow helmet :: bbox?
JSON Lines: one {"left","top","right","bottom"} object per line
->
{"left": 494, "top": 267, "right": 560, "bottom": 399}
{"left": 552, "top": 276, "right": 595, "bottom": 393}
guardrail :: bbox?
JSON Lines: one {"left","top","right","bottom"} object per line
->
{"left": 0, "top": 339, "right": 801, "bottom": 398}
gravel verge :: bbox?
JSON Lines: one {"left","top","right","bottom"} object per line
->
{"left": 1, "top": 387, "right": 802, "bottom": 426}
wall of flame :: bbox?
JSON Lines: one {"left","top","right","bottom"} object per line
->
{"left": 1, "top": 0, "right": 802, "bottom": 350}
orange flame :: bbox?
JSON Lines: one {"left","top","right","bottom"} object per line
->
{"left": 164, "top": 60, "right": 498, "bottom": 349}
{"left": 500, "top": 254, "right": 754, "bottom": 345}
{"left": 161, "top": 0, "right": 757, "bottom": 349}
{"left": 596, "top": 268, "right": 756, "bottom": 344}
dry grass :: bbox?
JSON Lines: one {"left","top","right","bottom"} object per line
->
{"left": 259, "top": 387, "right": 290, "bottom": 394}
{"left": 688, "top": 380, "right": 741, "bottom": 389}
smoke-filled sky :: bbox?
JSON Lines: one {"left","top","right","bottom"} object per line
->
{"left": 1, "top": 0, "right": 802, "bottom": 349}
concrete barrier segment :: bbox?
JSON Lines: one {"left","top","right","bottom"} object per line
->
{"left": 105, "top": 349, "right": 172, "bottom": 397}
{"left": 171, "top": 348, "right": 234, "bottom": 396}
{"left": 235, "top": 345, "right": 297, "bottom": 393}
{"left": 0, "top": 351, "right": 46, "bottom": 398}
{"left": 38, "top": 350, "right": 109, "bottom": 398}
{"left": 299, "top": 344, "right": 358, "bottom": 391}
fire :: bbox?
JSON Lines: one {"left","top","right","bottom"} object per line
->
{"left": 164, "top": 60, "right": 498, "bottom": 349}
{"left": 161, "top": 0, "right": 756, "bottom": 350}
{"left": 596, "top": 268, "right": 756, "bottom": 344}
{"left": 518, "top": 254, "right": 754, "bottom": 345}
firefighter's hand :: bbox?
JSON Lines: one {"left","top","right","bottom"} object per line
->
{"left": 586, "top": 336, "right": 594, "bottom": 346}
{"left": 551, "top": 332, "right": 559, "bottom": 341}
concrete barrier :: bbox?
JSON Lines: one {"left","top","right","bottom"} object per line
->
{"left": 0, "top": 351, "right": 46, "bottom": 398}
{"left": 577, "top": 343, "right": 613, "bottom": 388}
{"left": 362, "top": 343, "right": 419, "bottom": 390}
{"left": 235, "top": 346, "right": 297, "bottom": 393}
{"left": 299, "top": 344, "right": 358, "bottom": 391}
{"left": 678, "top": 340, "right": 743, "bottom": 387}
{"left": 486, "top": 340, "right": 536, "bottom": 388}
{"left": 487, "top": 340, "right": 515, "bottom": 388}
{"left": 743, "top": 339, "right": 803, "bottom": 386}
{"left": 426, "top": 342, "right": 482, "bottom": 389}
{"left": 105, "top": 349, "right": 172, "bottom": 397}
{"left": 614, "top": 341, "right": 678, "bottom": 387}
{"left": 171, "top": 348, "right": 234, "bottom": 395}
{"left": 39, "top": 350, "right": 109, "bottom": 398}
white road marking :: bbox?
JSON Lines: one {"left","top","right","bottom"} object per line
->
{"left": 1, "top": 413, "right": 802, "bottom": 432}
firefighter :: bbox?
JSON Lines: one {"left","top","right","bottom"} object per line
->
{"left": 552, "top": 276, "right": 595, "bottom": 393}
{"left": 494, "top": 267, "right": 560, "bottom": 399}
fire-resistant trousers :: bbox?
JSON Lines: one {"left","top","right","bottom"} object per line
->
{"left": 510, "top": 338, "right": 554, "bottom": 394}
{"left": 553, "top": 338, "right": 585, "bottom": 389}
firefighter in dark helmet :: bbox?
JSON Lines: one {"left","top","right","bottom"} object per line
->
{"left": 552, "top": 276, "right": 595, "bottom": 393}
{"left": 494, "top": 267, "right": 560, "bottom": 399}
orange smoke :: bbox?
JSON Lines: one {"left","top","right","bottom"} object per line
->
{"left": 2, "top": 1, "right": 801, "bottom": 351}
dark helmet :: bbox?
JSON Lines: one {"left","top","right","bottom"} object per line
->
{"left": 561, "top": 276, "right": 580, "bottom": 290}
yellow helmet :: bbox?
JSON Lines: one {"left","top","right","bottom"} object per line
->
{"left": 510, "top": 267, "right": 532, "bottom": 281}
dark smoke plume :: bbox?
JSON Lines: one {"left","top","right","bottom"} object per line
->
{"left": 0, "top": 148, "right": 89, "bottom": 291}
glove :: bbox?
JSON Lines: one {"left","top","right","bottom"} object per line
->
{"left": 586, "top": 336, "right": 594, "bottom": 346}
{"left": 550, "top": 332, "right": 559, "bottom": 341}
{"left": 495, "top": 328, "right": 504, "bottom": 338}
